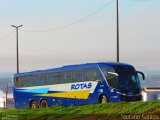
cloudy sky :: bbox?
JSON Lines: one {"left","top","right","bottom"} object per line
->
{"left": 0, "top": 0, "right": 160, "bottom": 75}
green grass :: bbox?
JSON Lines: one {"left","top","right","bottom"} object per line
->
{"left": 0, "top": 101, "right": 160, "bottom": 120}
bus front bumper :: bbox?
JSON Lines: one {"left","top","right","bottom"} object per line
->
{"left": 117, "top": 92, "right": 142, "bottom": 101}
{"left": 120, "top": 94, "right": 142, "bottom": 101}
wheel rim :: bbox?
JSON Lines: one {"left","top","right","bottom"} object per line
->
{"left": 42, "top": 102, "right": 47, "bottom": 108}
{"left": 102, "top": 99, "right": 106, "bottom": 104}
{"left": 32, "top": 104, "right": 36, "bottom": 108}
{"left": 41, "top": 100, "right": 48, "bottom": 108}
{"left": 31, "top": 101, "right": 38, "bottom": 109}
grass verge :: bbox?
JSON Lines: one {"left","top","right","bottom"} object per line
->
{"left": 0, "top": 101, "right": 160, "bottom": 120}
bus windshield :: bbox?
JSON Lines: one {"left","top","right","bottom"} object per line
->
{"left": 114, "top": 67, "right": 141, "bottom": 92}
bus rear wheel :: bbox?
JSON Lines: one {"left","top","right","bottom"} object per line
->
{"left": 30, "top": 101, "right": 38, "bottom": 109}
{"left": 100, "top": 95, "right": 108, "bottom": 104}
{"left": 40, "top": 100, "right": 48, "bottom": 108}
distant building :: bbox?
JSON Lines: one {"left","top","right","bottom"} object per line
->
{"left": 0, "top": 89, "right": 5, "bottom": 108}
{"left": 0, "top": 89, "right": 14, "bottom": 108}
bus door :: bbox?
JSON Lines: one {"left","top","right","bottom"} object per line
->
{"left": 100, "top": 67, "right": 120, "bottom": 102}
{"left": 106, "top": 72, "right": 120, "bottom": 102}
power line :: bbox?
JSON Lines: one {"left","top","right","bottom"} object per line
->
{"left": 22, "top": 0, "right": 114, "bottom": 33}
{"left": 0, "top": 30, "right": 15, "bottom": 42}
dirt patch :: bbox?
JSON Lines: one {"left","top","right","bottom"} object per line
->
{"left": 55, "top": 114, "right": 123, "bottom": 120}
{"left": 142, "top": 106, "right": 160, "bottom": 115}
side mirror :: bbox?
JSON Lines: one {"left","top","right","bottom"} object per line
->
{"left": 137, "top": 71, "right": 145, "bottom": 80}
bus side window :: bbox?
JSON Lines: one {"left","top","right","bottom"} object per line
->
{"left": 72, "top": 70, "right": 87, "bottom": 82}
{"left": 53, "top": 72, "right": 60, "bottom": 84}
{"left": 45, "top": 73, "right": 53, "bottom": 85}
{"left": 33, "top": 74, "right": 45, "bottom": 86}
{"left": 32, "top": 75, "right": 39, "bottom": 86}
{"left": 59, "top": 72, "right": 64, "bottom": 84}
{"left": 46, "top": 72, "right": 60, "bottom": 85}
{"left": 24, "top": 75, "right": 33, "bottom": 87}
{"left": 14, "top": 76, "right": 27, "bottom": 87}
{"left": 66, "top": 72, "right": 72, "bottom": 83}
{"left": 16, "top": 77, "right": 24, "bottom": 87}
{"left": 60, "top": 72, "right": 72, "bottom": 84}
{"left": 14, "top": 77, "right": 19, "bottom": 87}
{"left": 87, "top": 68, "right": 102, "bottom": 81}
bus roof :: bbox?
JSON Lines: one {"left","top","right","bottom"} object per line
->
{"left": 14, "top": 62, "right": 132, "bottom": 77}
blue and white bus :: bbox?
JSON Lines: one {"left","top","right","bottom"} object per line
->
{"left": 13, "top": 62, "right": 145, "bottom": 108}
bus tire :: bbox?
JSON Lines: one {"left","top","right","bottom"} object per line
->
{"left": 100, "top": 95, "right": 107, "bottom": 104}
{"left": 40, "top": 100, "right": 48, "bottom": 108}
{"left": 30, "top": 100, "right": 39, "bottom": 109}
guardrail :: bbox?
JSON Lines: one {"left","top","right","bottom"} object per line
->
{"left": 141, "top": 87, "right": 160, "bottom": 101}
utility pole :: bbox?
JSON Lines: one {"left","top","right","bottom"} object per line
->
{"left": 116, "top": 0, "right": 119, "bottom": 62}
{"left": 11, "top": 25, "right": 23, "bottom": 73}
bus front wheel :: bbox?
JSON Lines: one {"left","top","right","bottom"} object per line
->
{"left": 30, "top": 101, "right": 39, "bottom": 109}
{"left": 40, "top": 100, "right": 48, "bottom": 108}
